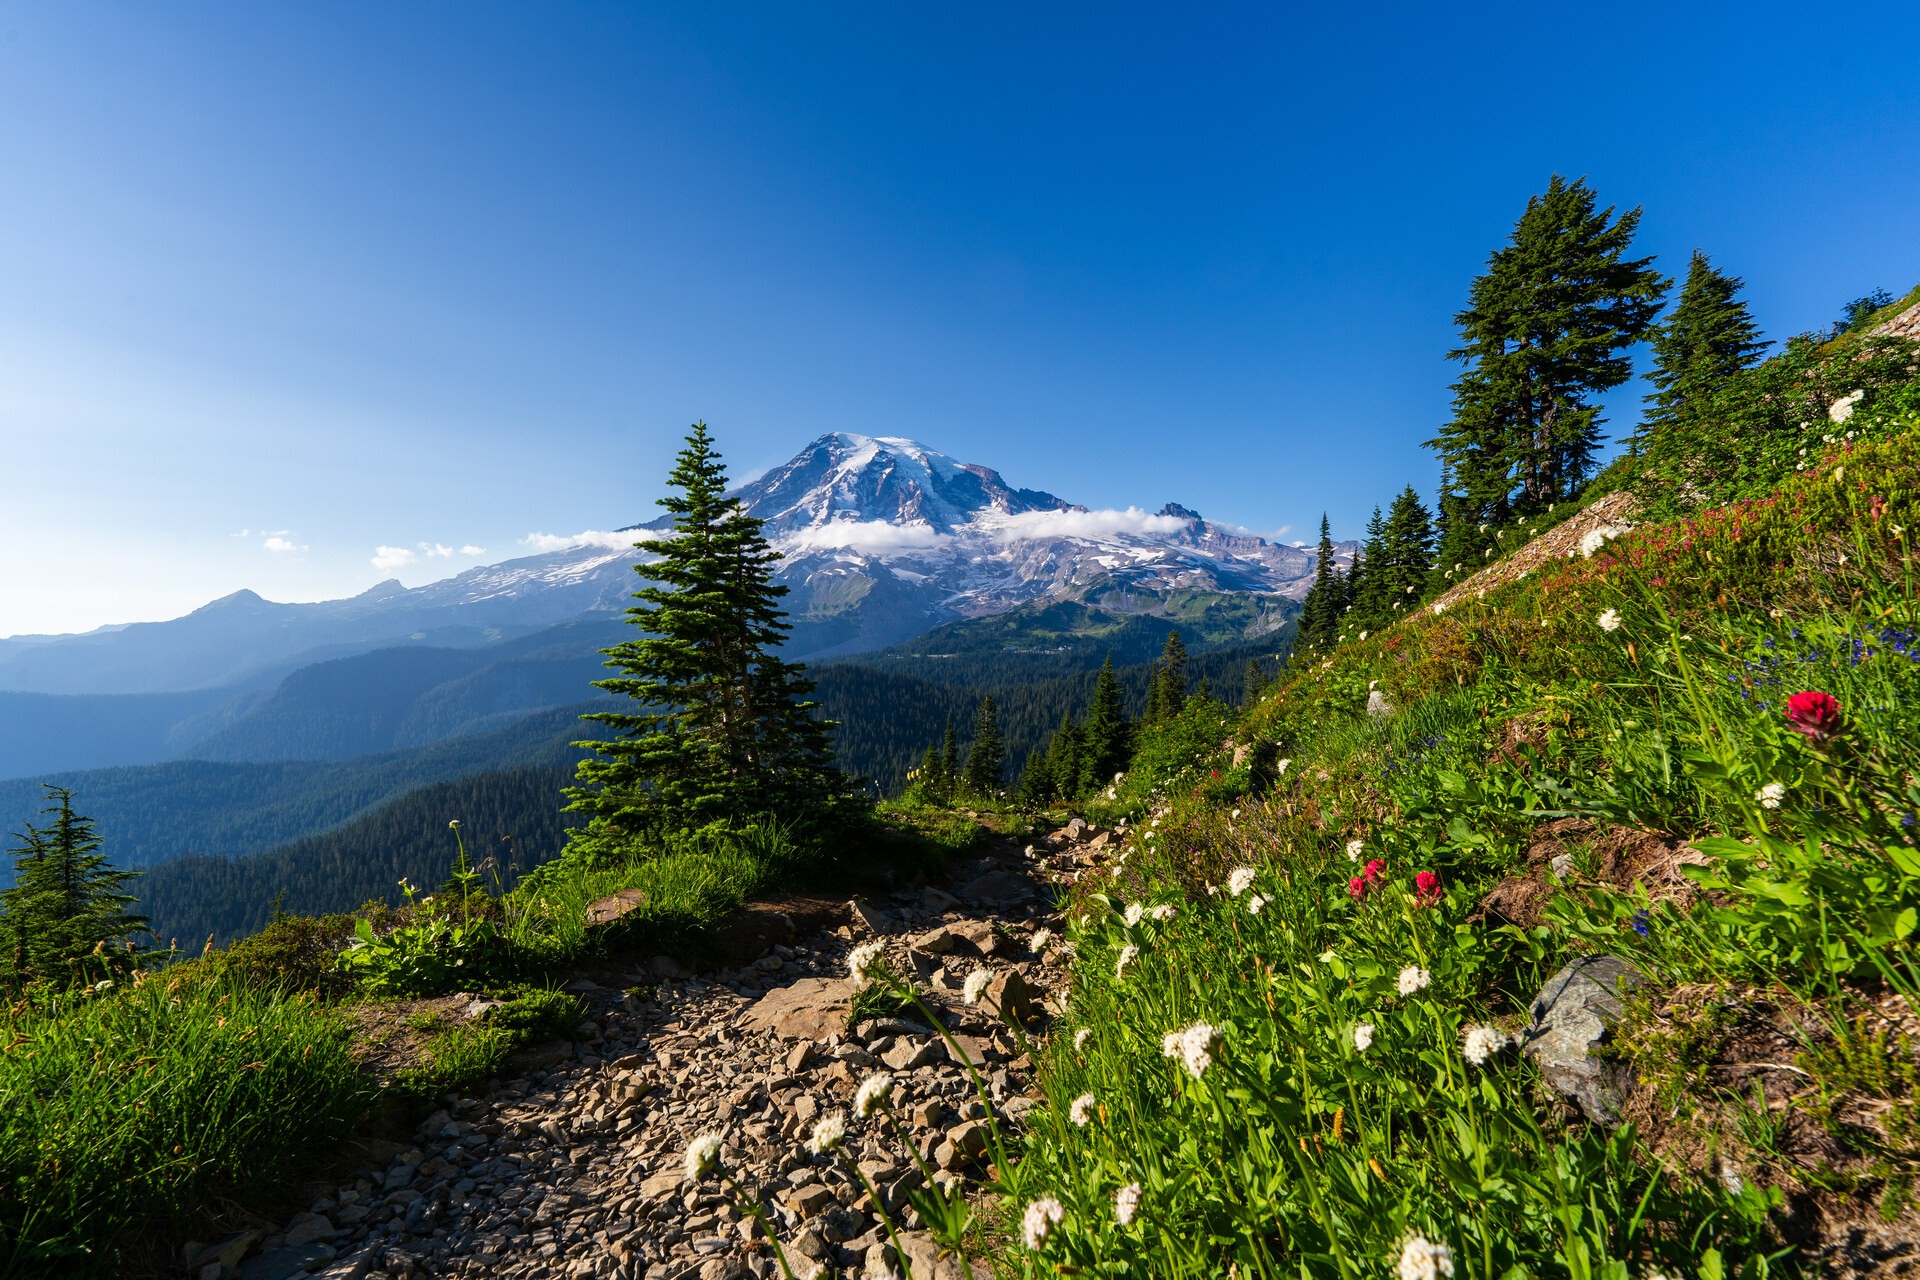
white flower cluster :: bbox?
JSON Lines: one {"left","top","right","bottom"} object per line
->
{"left": 1756, "top": 782, "right": 1786, "bottom": 810}
{"left": 847, "top": 940, "right": 886, "bottom": 991}
{"left": 1114, "top": 1181, "right": 1142, "bottom": 1226}
{"left": 1246, "top": 894, "right": 1267, "bottom": 915}
{"left": 1346, "top": 838, "right": 1364, "bottom": 862}
{"left": 1069, "top": 1093, "right": 1096, "bottom": 1126}
{"left": 683, "top": 1133, "right": 723, "bottom": 1182}
{"left": 1030, "top": 927, "right": 1053, "bottom": 952}
{"left": 963, "top": 968, "right": 993, "bottom": 1005}
{"left": 1162, "top": 1021, "right": 1217, "bottom": 1079}
{"left": 1579, "top": 526, "right": 1616, "bottom": 559}
{"left": 1115, "top": 944, "right": 1140, "bottom": 980}
{"left": 1022, "top": 1197, "right": 1065, "bottom": 1250}
{"left": 1124, "top": 902, "right": 1145, "bottom": 927}
{"left": 1462, "top": 1024, "right": 1507, "bottom": 1066}
{"left": 1397, "top": 1235, "right": 1455, "bottom": 1280}
{"left": 1149, "top": 903, "right": 1178, "bottom": 922}
{"left": 806, "top": 1111, "right": 847, "bottom": 1155}
{"left": 854, "top": 1072, "right": 894, "bottom": 1118}
{"left": 1397, "top": 965, "right": 1431, "bottom": 997}
{"left": 1596, "top": 608, "right": 1622, "bottom": 633}
{"left": 1227, "top": 867, "right": 1257, "bottom": 896}
{"left": 1352, "top": 1022, "right": 1375, "bottom": 1052}
{"left": 1074, "top": 1027, "right": 1092, "bottom": 1052}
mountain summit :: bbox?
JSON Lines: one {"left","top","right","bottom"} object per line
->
{"left": 0, "top": 433, "right": 1342, "bottom": 693}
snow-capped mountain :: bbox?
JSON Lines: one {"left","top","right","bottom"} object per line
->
{"left": 0, "top": 433, "right": 1348, "bottom": 693}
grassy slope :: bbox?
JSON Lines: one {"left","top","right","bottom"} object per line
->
{"left": 1000, "top": 376, "right": 1920, "bottom": 1270}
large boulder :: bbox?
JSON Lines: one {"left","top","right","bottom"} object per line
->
{"left": 1520, "top": 954, "right": 1647, "bottom": 1125}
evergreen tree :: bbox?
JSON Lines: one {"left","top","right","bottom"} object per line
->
{"left": 565, "top": 423, "right": 847, "bottom": 850}
{"left": 1079, "top": 657, "right": 1131, "bottom": 791}
{"left": 939, "top": 719, "right": 960, "bottom": 799}
{"left": 1014, "top": 749, "right": 1051, "bottom": 806}
{"left": 1637, "top": 251, "right": 1770, "bottom": 445}
{"left": 1242, "top": 657, "right": 1270, "bottom": 705}
{"left": 1, "top": 787, "right": 145, "bottom": 986}
{"left": 960, "top": 696, "right": 1004, "bottom": 796}
{"left": 1345, "top": 507, "right": 1386, "bottom": 634}
{"left": 1351, "top": 491, "right": 1434, "bottom": 631}
{"left": 1428, "top": 176, "right": 1668, "bottom": 521}
{"left": 1146, "top": 630, "right": 1189, "bottom": 721}
{"left": 1296, "top": 514, "right": 1342, "bottom": 652}
{"left": 1045, "top": 715, "right": 1083, "bottom": 801}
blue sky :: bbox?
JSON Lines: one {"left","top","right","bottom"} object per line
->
{"left": 3, "top": 2, "right": 1917, "bottom": 635}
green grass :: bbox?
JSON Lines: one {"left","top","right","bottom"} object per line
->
{"left": 0, "top": 974, "right": 369, "bottom": 1276}
{"left": 391, "top": 987, "right": 585, "bottom": 1104}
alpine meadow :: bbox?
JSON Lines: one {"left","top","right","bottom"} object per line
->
{"left": 4, "top": 12, "right": 1920, "bottom": 1280}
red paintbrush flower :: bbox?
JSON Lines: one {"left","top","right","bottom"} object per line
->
{"left": 1414, "top": 870, "right": 1443, "bottom": 906}
{"left": 1784, "top": 690, "right": 1842, "bottom": 743}
{"left": 1347, "top": 876, "right": 1368, "bottom": 901}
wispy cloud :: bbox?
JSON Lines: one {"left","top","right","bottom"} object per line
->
{"left": 520, "top": 529, "right": 657, "bottom": 553}
{"left": 262, "top": 535, "right": 307, "bottom": 554}
{"left": 991, "top": 507, "right": 1192, "bottom": 542}
{"left": 777, "top": 520, "right": 951, "bottom": 554}
{"left": 459, "top": 544, "right": 485, "bottom": 556}
{"left": 371, "top": 540, "right": 488, "bottom": 570}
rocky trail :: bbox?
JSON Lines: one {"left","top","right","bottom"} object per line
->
{"left": 182, "top": 822, "right": 1120, "bottom": 1280}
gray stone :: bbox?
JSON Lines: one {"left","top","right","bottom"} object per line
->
{"left": 1520, "top": 954, "right": 1648, "bottom": 1125}
{"left": 954, "top": 871, "right": 1030, "bottom": 905}
{"left": 237, "top": 1243, "right": 337, "bottom": 1280}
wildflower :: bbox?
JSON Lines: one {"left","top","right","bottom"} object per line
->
{"left": 963, "top": 968, "right": 993, "bottom": 1005}
{"left": 854, "top": 1073, "right": 894, "bottom": 1119}
{"left": 1031, "top": 927, "right": 1053, "bottom": 952}
{"left": 806, "top": 1111, "right": 847, "bottom": 1155}
{"left": 1755, "top": 782, "right": 1786, "bottom": 809}
{"left": 848, "top": 940, "right": 886, "bottom": 991}
{"left": 1161, "top": 1030, "right": 1183, "bottom": 1058}
{"left": 1413, "top": 870, "right": 1443, "bottom": 906}
{"left": 1597, "top": 608, "right": 1622, "bottom": 632}
{"left": 1397, "top": 965, "right": 1431, "bottom": 997}
{"left": 1177, "top": 1022, "right": 1218, "bottom": 1079}
{"left": 683, "top": 1133, "right": 724, "bottom": 1181}
{"left": 91, "top": 978, "right": 113, "bottom": 992}
{"left": 1114, "top": 1181, "right": 1142, "bottom": 1226}
{"left": 1022, "top": 1198, "right": 1065, "bottom": 1250}
{"left": 447, "top": 819, "right": 461, "bottom": 830}
{"left": 1149, "top": 903, "right": 1178, "bottom": 922}
{"left": 1347, "top": 876, "right": 1369, "bottom": 901}
{"left": 1124, "top": 902, "right": 1145, "bottom": 927}
{"left": 1397, "top": 1235, "right": 1456, "bottom": 1280}
{"left": 1359, "top": 631, "right": 1368, "bottom": 641}
{"left": 1115, "top": 944, "right": 1139, "bottom": 980}
{"left": 1784, "top": 690, "right": 1842, "bottom": 743}
{"left": 1227, "top": 867, "right": 1257, "bottom": 896}
{"left": 1075, "top": 1027, "right": 1092, "bottom": 1052}
{"left": 1069, "top": 1093, "right": 1096, "bottom": 1126}
{"left": 1631, "top": 909, "right": 1651, "bottom": 937}
{"left": 1277, "top": 757, "right": 1293, "bottom": 773}
{"left": 1353, "top": 1022, "right": 1375, "bottom": 1052}
{"left": 1318, "top": 949, "right": 1336, "bottom": 963}
{"left": 1462, "top": 1024, "right": 1506, "bottom": 1066}
{"left": 1579, "top": 527, "right": 1612, "bottom": 558}
{"left": 1829, "top": 389, "right": 1865, "bottom": 423}
{"left": 1247, "top": 893, "right": 1268, "bottom": 914}
{"left": 1346, "top": 838, "right": 1364, "bottom": 861}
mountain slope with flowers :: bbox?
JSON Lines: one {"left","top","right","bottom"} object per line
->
{"left": 986, "top": 303, "right": 1920, "bottom": 1277}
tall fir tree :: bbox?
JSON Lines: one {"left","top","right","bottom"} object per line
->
{"left": 1, "top": 787, "right": 146, "bottom": 986}
{"left": 1296, "top": 514, "right": 1342, "bottom": 652}
{"left": 1635, "top": 251, "right": 1770, "bottom": 448}
{"left": 1242, "top": 657, "right": 1270, "bottom": 705}
{"left": 1044, "top": 714, "right": 1083, "bottom": 801}
{"left": 1344, "top": 507, "right": 1386, "bottom": 635}
{"left": 1350, "top": 491, "right": 1434, "bottom": 632}
{"left": 939, "top": 719, "right": 960, "bottom": 797}
{"left": 1014, "top": 749, "right": 1051, "bottom": 806}
{"left": 1145, "top": 630, "right": 1189, "bottom": 722}
{"left": 960, "top": 696, "right": 1005, "bottom": 796}
{"left": 1428, "top": 175, "right": 1668, "bottom": 522}
{"left": 1078, "top": 657, "right": 1131, "bottom": 791}
{"left": 565, "top": 423, "right": 847, "bottom": 850}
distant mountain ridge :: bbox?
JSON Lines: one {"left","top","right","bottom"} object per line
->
{"left": 1, "top": 432, "right": 1346, "bottom": 697}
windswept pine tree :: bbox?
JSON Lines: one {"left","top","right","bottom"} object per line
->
{"left": 960, "top": 696, "right": 1004, "bottom": 797}
{"left": 565, "top": 423, "right": 849, "bottom": 851}
{"left": 1, "top": 786, "right": 146, "bottom": 987}
{"left": 1636, "top": 251, "right": 1770, "bottom": 447}
{"left": 1429, "top": 175, "right": 1668, "bottom": 532}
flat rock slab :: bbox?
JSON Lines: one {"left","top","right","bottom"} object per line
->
{"left": 741, "top": 977, "right": 850, "bottom": 1040}
{"left": 1521, "top": 954, "right": 1647, "bottom": 1125}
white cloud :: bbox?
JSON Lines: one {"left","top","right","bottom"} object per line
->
{"left": 990, "top": 507, "right": 1192, "bottom": 543}
{"left": 422, "top": 543, "right": 455, "bottom": 558}
{"left": 459, "top": 544, "right": 485, "bottom": 556}
{"left": 520, "top": 529, "right": 657, "bottom": 554}
{"left": 371, "top": 545, "right": 416, "bottom": 570}
{"left": 777, "top": 520, "right": 951, "bottom": 554}
{"left": 262, "top": 535, "right": 307, "bottom": 554}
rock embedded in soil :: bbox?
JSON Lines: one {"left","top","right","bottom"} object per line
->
{"left": 1520, "top": 954, "right": 1648, "bottom": 1125}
